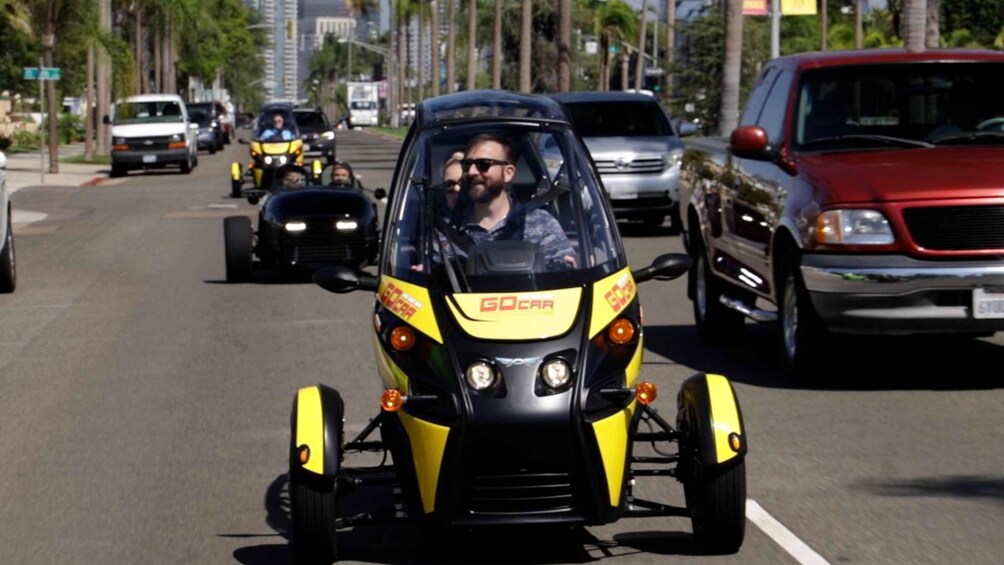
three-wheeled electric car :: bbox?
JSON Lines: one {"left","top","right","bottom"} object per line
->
{"left": 230, "top": 104, "right": 305, "bottom": 198}
{"left": 289, "top": 91, "right": 748, "bottom": 562}
{"left": 223, "top": 164, "right": 383, "bottom": 283}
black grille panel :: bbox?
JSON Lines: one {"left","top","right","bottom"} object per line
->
{"left": 125, "top": 136, "right": 172, "bottom": 150}
{"left": 468, "top": 472, "right": 575, "bottom": 515}
{"left": 902, "top": 205, "right": 1004, "bottom": 251}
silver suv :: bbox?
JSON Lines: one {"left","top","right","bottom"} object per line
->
{"left": 550, "top": 92, "right": 685, "bottom": 231}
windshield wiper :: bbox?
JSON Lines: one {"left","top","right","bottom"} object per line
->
{"left": 929, "top": 131, "right": 1004, "bottom": 145}
{"left": 800, "top": 134, "right": 934, "bottom": 150}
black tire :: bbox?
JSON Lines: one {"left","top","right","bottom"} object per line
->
{"left": 223, "top": 216, "right": 253, "bottom": 283}
{"left": 110, "top": 163, "right": 126, "bottom": 178}
{"left": 290, "top": 471, "right": 339, "bottom": 564}
{"left": 0, "top": 218, "right": 16, "bottom": 293}
{"left": 180, "top": 154, "right": 193, "bottom": 175}
{"left": 667, "top": 207, "right": 683, "bottom": 235}
{"left": 209, "top": 144, "right": 217, "bottom": 155}
{"left": 230, "top": 178, "right": 242, "bottom": 199}
{"left": 686, "top": 460, "right": 746, "bottom": 554}
{"left": 690, "top": 235, "right": 745, "bottom": 343}
{"left": 778, "top": 260, "right": 828, "bottom": 379}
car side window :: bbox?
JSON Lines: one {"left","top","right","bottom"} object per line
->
{"left": 757, "top": 70, "right": 793, "bottom": 144}
{"left": 739, "top": 67, "right": 779, "bottom": 127}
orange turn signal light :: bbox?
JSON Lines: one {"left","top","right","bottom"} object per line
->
{"left": 167, "top": 141, "right": 186, "bottom": 149}
{"left": 112, "top": 144, "right": 129, "bottom": 151}
{"left": 607, "top": 318, "right": 636, "bottom": 345}
{"left": 389, "top": 326, "right": 416, "bottom": 351}
{"left": 380, "top": 389, "right": 404, "bottom": 412}
{"left": 635, "top": 381, "right": 658, "bottom": 405}
{"left": 298, "top": 445, "right": 310, "bottom": 465}
{"left": 729, "top": 432, "right": 743, "bottom": 452}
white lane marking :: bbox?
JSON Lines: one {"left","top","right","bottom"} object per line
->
{"left": 11, "top": 210, "right": 48, "bottom": 225}
{"left": 747, "top": 499, "right": 831, "bottom": 565}
{"left": 205, "top": 203, "right": 239, "bottom": 209}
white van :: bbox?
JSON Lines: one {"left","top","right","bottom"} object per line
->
{"left": 105, "top": 94, "right": 198, "bottom": 177}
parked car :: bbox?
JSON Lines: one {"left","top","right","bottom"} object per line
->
{"left": 104, "top": 93, "right": 198, "bottom": 177}
{"left": 292, "top": 107, "right": 336, "bottom": 164}
{"left": 0, "top": 150, "right": 15, "bottom": 293}
{"left": 187, "top": 101, "right": 234, "bottom": 144}
{"left": 678, "top": 48, "right": 1004, "bottom": 378}
{"left": 188, "top": 107, "right": 224, "bottom": 153}
{"left": 550, "top": 91, "right": 686, "bottom": 231}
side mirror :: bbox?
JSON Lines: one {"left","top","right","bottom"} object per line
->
{"left": 313, "top": 265, "right": 378, "bottom": 294}
{"left": 729, "top": 125, "right": 776, "bottom": 161}
{"left": 247, "top": 195, "right": 260, "bottom": 205}
{"left": 678, "top": 122, "right": 699, "bottom": 137}
{"left": 102, "top": 115, "right": 111, "bottom": 125}
{"left": 633, "top": 253, "right": 692, "bottom": 283}
{"left": 238, "top": 138, "right": 248, "bottom": 145}
{"left": 373, "top": 188, "right": 387, "bottom": 200}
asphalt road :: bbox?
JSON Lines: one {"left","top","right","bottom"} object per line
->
{"left": 1, "top": 129, "right": 1001, "bottom": 565}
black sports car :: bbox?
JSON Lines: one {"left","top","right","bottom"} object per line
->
{"left": 222, "top": 166, "right": 383, "bottom": 282}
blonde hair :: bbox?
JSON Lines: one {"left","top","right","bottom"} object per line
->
{"left": 443, "top": 151, "right": 464, "bottom": 172}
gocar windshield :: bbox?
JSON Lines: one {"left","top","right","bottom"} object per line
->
{"left": 383, "top": 122, "right": 624, "bottom": 293}
{"left": 115, "top": 101, "right": 185, "bottom": 124}
{"left": 254, "top": 109, "right": 300, "bottom": 140}
{"left": 795, "top": 62, "right": 1004, "bottom": 150}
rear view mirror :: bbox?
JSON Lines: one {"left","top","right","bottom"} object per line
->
{"left": 729, "top": 126, "right": 776, "bottom": 161}
{"left": 247, "top": 195, "right": 260, "bottom": 205}
{"left": 313, "top": 266, "right": 378, "bottom": 294}
{"left": 633, "top": 253, "right": 692, "bottom": 283}
{"left": 678, "top": 122, "right": 699, "bottom": 137}
{"left": 373, "top": 188, "right": 387, "bottom": 200}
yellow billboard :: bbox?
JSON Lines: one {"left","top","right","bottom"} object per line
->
{"left": 782, "top": 0, "right": 818, "bottom": 15}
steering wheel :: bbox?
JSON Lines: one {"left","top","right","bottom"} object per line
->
{"left": 976, "top": 117, "right": 1004, "bottom": 132}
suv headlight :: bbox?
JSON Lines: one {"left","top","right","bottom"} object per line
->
{"left": 321, "top": 131, "right": 335, "bottom": 140}
{"left": 814, "top": 209, "right": 894, "bottom": 245}
{"left": 668, "top": 149, "right": 684, "bottom": 169}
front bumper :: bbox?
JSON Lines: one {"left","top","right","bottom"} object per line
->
{"left": 801, "top": 253, "right": 1004, "bottom": 335}
{"left": 302, "top": 138, "right": 335, "bottom": 156}
{"left": 111, "top": 148, "right": 189, "bottom": 166}
{"left": 601, "top": 166, "right": 680, "bottom": 218}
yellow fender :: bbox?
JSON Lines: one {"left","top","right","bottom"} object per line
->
{"left": 230, "top": 162, "right": 242, "bottom": 181}
{"left": 290, "top": 384, "right": 344, "bottom": 478}
{"left": 311, "top": 159, "right": 324, "bottom": 183}
{"left": 677, "top": 373, "right": 746, "bottom": 467}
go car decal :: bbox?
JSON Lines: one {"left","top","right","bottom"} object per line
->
{"left": 591, "top": 401, "right": 637, "bottom": 508}
{"left": 398, "top": 411, "right": 450, "bottom": 514}
{"left": 588, "top": 268, "right": 637, "bottom": 338}
{"left": 378, "top": 276, "right": 442, "bottom": 343}
{"left": 446, "top": 288, "right": 582, "bottom": 340}
{"left": 625, "top": 334, "right": 644, "bottom": 387}
{"left": 706, "top": 374, "right": 743, "bottom": 464}
{"left": 294, "top": 386, "right": 324, "bottom": 475}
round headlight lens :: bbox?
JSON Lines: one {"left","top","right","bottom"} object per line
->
{"left": 465, "top": 361, "right": 496, "bottom": 391}
{"left": 263, "top": 155, "right": 273, "bottom": 165}
{"left": 278, "top": 155, "right": 288, "bottom": 165}
{"left": 541, "top": 359, "right": 571, "bottom": 389}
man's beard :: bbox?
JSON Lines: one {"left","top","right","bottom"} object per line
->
{"left": 466, "top": 175, "right": 505, "bottom": 204}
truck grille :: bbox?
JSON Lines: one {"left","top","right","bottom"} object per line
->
{"left": 593, "top": 157, "right": 665, "bottom": 174}
{"left": 468, "top": 472, "right": 575, "bottom": 515}
{"left": 124, "top": 136, "right": 172, "bottom": 150}
{"left": 902, "top": 205, "right": 1004, "bottom": 251}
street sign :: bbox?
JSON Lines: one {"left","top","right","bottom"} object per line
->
{"left": 22, "top": 67, "right": 61, "bottom": 80}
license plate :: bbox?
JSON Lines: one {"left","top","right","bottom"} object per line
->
{"left": 973, "top": 288, "right": 1004, "bottom": 319}
{"left": 142, "top": 155, "right": 157, "bottom": 163}
{"left": 609, "top": 188, "right": 637, "bottom": 200}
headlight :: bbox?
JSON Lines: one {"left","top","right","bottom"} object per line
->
{"left": 211, "top": 121, "right": 218, "bottom": 128}
{"left": 321, "top": 131, "right": 335, "bottom": 140}
{"left": 113, "top": 137, "right": 126, "bottom": 144}
{"left": 814, "top": 209, "right": 894, "bottom": 245}
{"left": 285, "top": 221, "right": 307, "bottom": 232}
{"left": 540, "top": 359, "right": 571, "bottom": 389}
{"left": 264, "top": 156, "right": 273, "bottom": 165}
{"left": 335, "top": 219, "right": 358, "bottom": 231}
{"left": 278, "top": 155, "right": 288, "bottom": 165}
{"left": 465, "top": 361, "right": 497, "bottom": 391}
{"left": 170, "top": 133, "right": 183, "bottom": 141}
{"left": 668, "top": 150, "right": 684, "bottom": 168}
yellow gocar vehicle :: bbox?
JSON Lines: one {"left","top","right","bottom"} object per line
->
{"left": 289, "top": 91, "right": 749, "bottom": 563}
{"left": 231, "top": 104, "right": 306, "bottom": 198}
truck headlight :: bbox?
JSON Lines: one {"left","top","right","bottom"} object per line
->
{"left": 113, "top": 137, "right": 126, "bottom": 145}
{"left": 170, "top": 133, "right": 183, "bottom": 141}
{"left": 814, "top": 209, "right": 894, "bottom": 245}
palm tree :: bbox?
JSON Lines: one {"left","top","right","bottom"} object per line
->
{"left": 467, "top": 0, "right": 477, "bottom": 90}
{"left": 558, "top": 0, "right": 571, "bottom": 91}
{"left": 634, "top": 0, "right": 649, "bottom": 91}
{"left": 926, "top": 0, "right": 940, "bottom": 48}
{"left": 519, "top": 0, "right": 531, "bottom": 92}
{"left": 664, "top": 0, "right": 676, "bottom": 99}
{"left": 430, "top": 0, "right": 440, "bottom": 97}
{"left": 595, "top": 1, "right": 637, "bottom": 92}
{"left": 447, "top": 0, "right": 456, "bottom": 92}
{"left": 821, "top": 0, "right": 828, "bottom": 51}
{"left": 719, "top": 0, "right": 743, "bottom": 136}
{"left": 905, "top": 0, "right": 927, "bottom": 51}
{"left": 492, "top": 0, "right": 502, "bottom": 89}
{"left": 418, "top": 0, "right": 425, "bottom": 101}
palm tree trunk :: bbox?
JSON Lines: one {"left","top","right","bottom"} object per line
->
{"left": 467, "top": 0, "right": 477, "bottom": 90}
{"left": 664, "top": 0, "right": 675, "bottom": 100}
{"left": 558, "top": 0, "right": 571, "bottom": 91}
{"left": 418, "top": 1, "right": 425, "bottom": 101}
{"left": 634, "top": 0, "right": 649, "bottom": 91}
{"left": 905, "top": 0, "right": 927, "bottom": 52}
{"left": 600, "top": 33, "right": 609, "bottom": 92}
{"left": 97, "top": 0, "right": 111, "bottom": 156}
{"left": 44, "top": 18, "right": 58, "bottom": 174}
{"left": 431, "top": 0, "right": 440, "bottom": 97}
{"left": 519, "top": 0, "right": 531, "bottom": 92}
{"left": 821, "top": 0, "right": 828, "bottom": 51}
{"left": 926, "top": 0, "right": 940, "bottom": 48}
{"left": 447, "top": 0, "right": 456, "bottom": 93}
{"left": 85, "top": 43, "right": 95, "bottom": 161}
{"left": 492, "top": 0, "right": 502, "bottom": 89}
{"left": 620, "top": 51, "right": 629, "bottom": 91}
{"left": 855, "top": 0, "right": 864, "bottom": 48}
{"left": 154, "top": 23, "right": 163, "bottom": 92}
{"left": 134, "top": 3, "right": 144, "bottom": 94}
{"left": 390, "top": 0, "right": 400, "bottom": 127}
{"left": 719, "top": 0, "right": 743, "bottom": 136}
{"left": 397, "top": 6, "right": 406, "bottom": 119}
{"left": 406, "top": 16, "right": 413, "bottom": 109}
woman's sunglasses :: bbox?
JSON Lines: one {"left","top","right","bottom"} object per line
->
{"left": 460, "top": 158, "right": 509, "bottom": 173}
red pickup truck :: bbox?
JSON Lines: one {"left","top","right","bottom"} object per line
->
{"left": 679, "top": 49, "right": 1004, "bottom": 377}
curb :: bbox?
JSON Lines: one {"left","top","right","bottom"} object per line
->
{"left": 81, "top": 176, "right": 106, "bottom": 187}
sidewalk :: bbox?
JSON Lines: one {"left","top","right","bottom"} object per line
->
{"left": 3, "top": 142, "right": 108, "bottom": 193}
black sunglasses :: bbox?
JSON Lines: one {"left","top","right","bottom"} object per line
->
{"left": 460, "top": 158, "right": 509, "bottom": 173}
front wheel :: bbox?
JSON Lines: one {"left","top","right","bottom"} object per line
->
{"left": 778, "top": 262, "right": 827, "bottom": 379}
{"left": 180, "top": 154, "right": 193, "bottom": 175}
{"left": 691, "top": 235, "right": 744, "bottom": 343}
{"left": 686, "top": 461, "right": 746, "bottom": 554}
{"left": 223, "top": 216, "right": 253, "bottom": 283}
{"left": 0, "top": 219, "right": 16, "bottom": 293}
{"left": 290, "top": 472, "right": 339, "bottom": 564}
